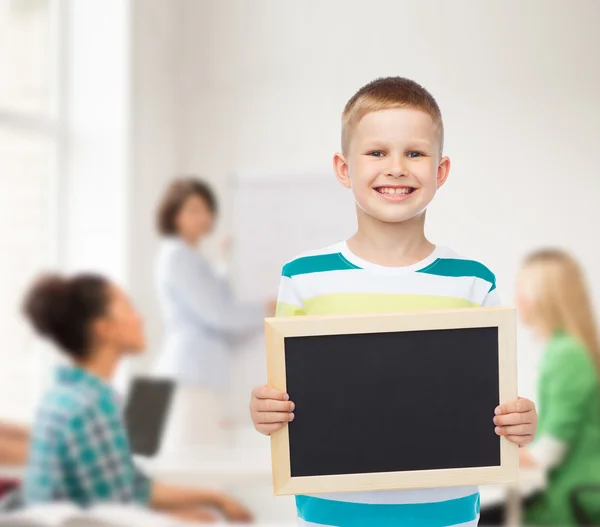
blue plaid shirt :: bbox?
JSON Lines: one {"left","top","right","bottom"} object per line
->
{"left": 23, "top": 366, "right": 151, "bottom": 507}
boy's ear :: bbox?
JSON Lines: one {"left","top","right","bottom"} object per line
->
{"left": 333, "top": 152, "right": 351, "bottom": 189}
{"left": 436, "top": 156, "right": 451, "bottom": 189}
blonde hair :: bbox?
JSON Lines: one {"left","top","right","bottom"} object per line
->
{"left": 341, "top": 77, "right": 444, "bottom": 154}
{"left": 521, "top": 249, "right": 600, "bottom": 370}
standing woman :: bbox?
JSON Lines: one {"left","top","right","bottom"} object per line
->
{"left": 514, "top": 249, "right": 600, "bottom": 525}
{"left": 153, "top": 178, "right": 274, "bottom": 446}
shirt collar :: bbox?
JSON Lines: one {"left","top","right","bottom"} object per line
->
{"left": 55, "top": 364, "right": 111, "bottom": 394}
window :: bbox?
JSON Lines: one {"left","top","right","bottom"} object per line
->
{"left": 0, "top": 0, "right": 54, "bottom": 115}
{"left": 0, "top": 0, "right": 60, "bottom": 422}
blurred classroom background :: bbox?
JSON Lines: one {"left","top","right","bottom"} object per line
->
{"left": 1, "top": 0, "right": 599, "bottom": 525}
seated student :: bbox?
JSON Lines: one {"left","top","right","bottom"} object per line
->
{"left": 515, "top": 250, "right": 600, "bottom": 525}
{"left": 21, "top": 273, "right": 252, "bottom": 524}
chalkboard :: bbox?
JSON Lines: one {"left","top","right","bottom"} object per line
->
{"left": 266, "top": 307, "right": 518, "bottom": 495}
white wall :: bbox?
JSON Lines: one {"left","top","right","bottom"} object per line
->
{"left": 54, "top": 0, "right": 182, "bottom": 390}
{"left": 63, "top": 0, "right": 130, "bottom": 283}
{"left": 168, "top": 0, "right": 600, "bottom": 401}
{"left": 124, "top": 0, "right": 182, "bottom": 380}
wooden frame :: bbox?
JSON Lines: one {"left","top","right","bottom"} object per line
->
{"left": 265, "top": 306, "right": 518, "bottom": 495}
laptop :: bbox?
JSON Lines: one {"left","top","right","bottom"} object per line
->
{"left": 124, "top": 377, "right": 175, "bottom": 457}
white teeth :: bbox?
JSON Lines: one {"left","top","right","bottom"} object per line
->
{"left": 377, "top": 187, "right": 412, "bottom": 195}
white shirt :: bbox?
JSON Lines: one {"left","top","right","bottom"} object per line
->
{"left": 152, "top": 238, "right": 264, "bottom": 389}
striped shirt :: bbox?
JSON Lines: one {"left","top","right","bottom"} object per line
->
{"left": 276, "top": 241, "right": 500, "bottom": 527}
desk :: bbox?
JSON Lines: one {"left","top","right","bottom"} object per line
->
{"left": 480, "top": 467, "right": 546, "bottom": 525}
{"left": 135, "top": 446, "right": 297, "bottom": 524}
{"left": 135, "top": 446, "right": 273, "bottom": 484}
{"left": 2, "top": 451, "right": 546, "bottom": 525}
{"left": 137, "top": 446, "right": 546, "bottom": 525}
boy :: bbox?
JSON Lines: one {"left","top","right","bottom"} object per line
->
{"left": 250, "top": 77, "right": 537, "bottom": 526}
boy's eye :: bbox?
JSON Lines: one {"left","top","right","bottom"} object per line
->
{"left": 368, "top": 151, "right": 385, "bottom": 157}
{"left": 407, "top": 151, "right": 424, "bottom": 158}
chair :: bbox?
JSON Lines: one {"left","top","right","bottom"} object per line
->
{"left": 0, "top": 477, "right": 19, "bottom": 499}
{"left": 0, "top": 485, "right": 24, "bottom": 513}
{"left": 570, "top": 485, "right": 600, "bottom": 525}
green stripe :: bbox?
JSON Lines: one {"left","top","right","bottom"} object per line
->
{"left": 418, "top": 258, "right": 496, "bottom": 291}
{"left": 296, "top": 493, "right": 480, "bottom": 527}
{"left": 282, "top": 253, "right": 361, "bottom": 278}
{"left": 303, "top": 293, "right": 478, "bottom": 315}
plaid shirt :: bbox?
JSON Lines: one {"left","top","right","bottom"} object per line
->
{"left": 23, "top": 366, "right": 151, "bottom": 507}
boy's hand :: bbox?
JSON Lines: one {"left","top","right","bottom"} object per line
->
{"left": 493, "top": 397, "right": 537, "bottom": 446}
{"left": 250, "top": 385, "right": 295, "bottom": 435}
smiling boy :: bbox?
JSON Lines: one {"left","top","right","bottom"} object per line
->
{"left": 250, "top": 77, "right": 537, "bottom": 527}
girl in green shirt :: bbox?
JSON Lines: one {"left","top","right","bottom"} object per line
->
{"left": 516, "top": 249, "right": 600, "bottom": 525}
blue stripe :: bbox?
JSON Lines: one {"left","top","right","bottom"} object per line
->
{"left": 296, "top": 493, "right": 480, "bottom": 527}
{"left": 417, "top": 258, "right": 496, "bottom": 292}
{"left": 282, "top": 253, "right": 361, "bottom": 278}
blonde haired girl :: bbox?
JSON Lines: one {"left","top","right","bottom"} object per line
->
{"left": 517, "top": 249, "right": 600, "bottom": 525}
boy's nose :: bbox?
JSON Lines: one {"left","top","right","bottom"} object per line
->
{"left": 384, "top": 166, "right": 407, "bottom": 178}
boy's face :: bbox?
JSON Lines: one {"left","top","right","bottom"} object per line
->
{"left": 334, "top": 108, "right": 450, "bottom": 225}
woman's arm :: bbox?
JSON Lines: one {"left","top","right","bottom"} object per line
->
{"left": 0, "top": 436, "right": 28, "bottom": 465}
{"left": 0, "top": 421, "right": 30, "bottom": 441}
{"left": 168, "top": 248, "right": 267, "bottom": 335}
{"left": 0, "top": 422, "right": 30, "bottom": 465}
{"left": 521, "top": 436, "right": 568, "bottom": 469}
{"left": 150, "top": 481, "right": 252, "bottom": 522}
{"left": 541, "top": 342, "right": 596, "bottom": 443}
{"left": 150, "top": 481, "right": 222, "bottom": 509}
{"left": 523, "top": 339, "right": 597, "bottom": 471}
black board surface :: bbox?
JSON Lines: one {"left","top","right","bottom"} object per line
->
{"left": 285, "top": 326, "right": 500, "bottom": 478}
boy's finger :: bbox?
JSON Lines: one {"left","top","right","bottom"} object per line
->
{"left": 259, "top": 399, "right": 295, "bottom": 413}
{"left": 257, "top": 412, "right": 295, "bottom": 424}
{"left": 495, "top": 424, "right": 531, "bottom": 436}
{"left": 493, "top": 412, "right": 533, "bottom": 426}
{"left": 495, "top": 398, "right": 535, "bottom": 416}
{"left": 252, "top": 385, "right": 289, "bottom": 401}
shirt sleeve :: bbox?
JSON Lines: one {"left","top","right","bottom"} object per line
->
{"left": 275, "top": 273, "right": 306, "bottom": 317}
{"left": 481, "top": 290, "right": 501, "bottom": 307}
{"left": 168, "top": 247, "right": 264, "bottom": 335}
{"left": 540, "top": 341, "right": 597, "bottom": 444}
{"left": 528, "top": 435, "right": 568, "bottom": 469}
{"left": 61, "top": 403, "right": 151, "bottom": 506}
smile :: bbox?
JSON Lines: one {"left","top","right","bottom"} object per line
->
{"left": 374, "top": 186, "right": 417, "bottom": 201}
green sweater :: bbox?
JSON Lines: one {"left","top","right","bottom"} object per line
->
{"left": 525, "top": 332, "right": 600, "bottom": 526}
